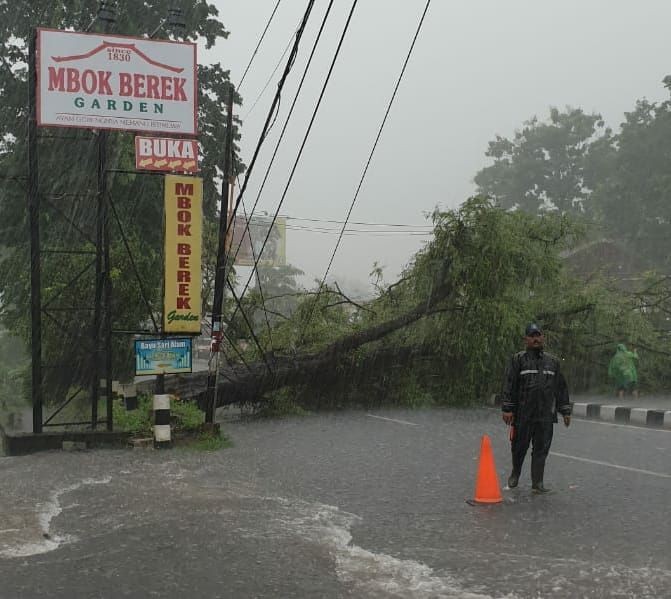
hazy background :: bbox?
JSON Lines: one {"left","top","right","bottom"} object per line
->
{"left": 202, "top": 0, "right": 671, "bottom": 295}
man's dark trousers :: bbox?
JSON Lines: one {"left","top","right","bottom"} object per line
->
{"left": 511, "top": 419, "right": 554, "bottom": 485}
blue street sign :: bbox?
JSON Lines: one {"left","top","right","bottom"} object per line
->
{"left": 134, "top": 338, "right": 193, "bottom": 376}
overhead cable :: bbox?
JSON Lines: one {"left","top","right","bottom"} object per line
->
{"left": 238, "top": 0, "right": 283, "bottom": 91}
{"left": 304, "top": 0, "right": 433, "bottom": 335}
{"left": 229, "top": 0, "right": 360, "bottom": 325}
{"left": 229, "top": 0, "right": 336, "bottom": 269}
{"left": 232, "top": 0, "right": 317, "bottom": 224}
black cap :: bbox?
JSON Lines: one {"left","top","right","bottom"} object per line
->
{"left": 525, "top": 323, "right": 542, "bottom": 336}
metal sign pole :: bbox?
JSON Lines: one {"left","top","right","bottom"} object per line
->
{"left": 28, "top": 28, "right": 43, "bottom": 434}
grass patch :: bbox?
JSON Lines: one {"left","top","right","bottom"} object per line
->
{"left": 113, "top": 395, "right": 208, "bottom": 436}
{"left": 180, "top": 431, "right": 232, "bottom": 451}
{"left": 113, "top": 396, "right": 153, "bottom": 436}
{"left": 113, "top": 395, "right": 232, "bottom": 451}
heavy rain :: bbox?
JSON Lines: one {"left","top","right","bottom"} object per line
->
{"left": 1, "top": 1, "right": 671, "bottom": 598}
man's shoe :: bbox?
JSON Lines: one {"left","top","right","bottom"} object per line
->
{"left": 532, "top": 483, "right": 549, "bottom": 494}
{"left": 507, "top": 473, "right": 519, "bottom": 488}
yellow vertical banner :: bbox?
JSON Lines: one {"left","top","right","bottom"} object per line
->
{"left": 164, "top": 175, "right": 203, "bottom": 333}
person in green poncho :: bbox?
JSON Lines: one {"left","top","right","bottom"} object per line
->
{"left": 608, "top": 344, "right": 639, "bottom": 399}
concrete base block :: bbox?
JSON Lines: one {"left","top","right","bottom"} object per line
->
{"left": 600, "top": 405, "right": 618, "bottom": 422}
{"left": 573, "top": 403, "right": 588, "bottom": 417}
{"left": 630, "top": 408, "right": 648, "bottom": 425}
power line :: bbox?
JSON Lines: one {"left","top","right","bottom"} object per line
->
{"left": 283, "top": 225, "right": 432, "bottom": 235}
{"left": 238, "top": 0, "right": 282, "bottom": 91}
{"left": 241, "top": 30, "right": 294, "bottom": 121}
{"left": 231, "top": 0, "right": 317, "bottom": 231}
{"left": 239, "top": 183, "right": 274, "bottom": 350}
{"left": 303, "top": 0, "right": 433, "bottom": 337}
{"left": 283, "top": 215, "right": 433, "bottom": 228}
{"left": 213, "top": 0, "right": 317, "bottom": 370}
{"left": 229, "top": 0, "right": 360, "bottom": 328}
{"left": 229, "top": 0, "right": 336, "bottom": 269}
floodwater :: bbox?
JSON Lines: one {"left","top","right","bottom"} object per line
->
{"left": 1, "top": 408, "right": 670, "bottom": 598}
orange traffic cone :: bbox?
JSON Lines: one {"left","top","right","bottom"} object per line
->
{"left": 471, "top": 434, "right": 503, "bottom": 504}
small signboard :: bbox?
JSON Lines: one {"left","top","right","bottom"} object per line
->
{"left": 135, "top": 338, "right": 192, "bottom": 376}
{"left": 230, "top": 216, "right": 286, "bottom": 267}
{"left": 37, "top": 28, "right": 197, "bottom": 134}
{"left": 135, "top": 136, "right": 199, "bottom": 173}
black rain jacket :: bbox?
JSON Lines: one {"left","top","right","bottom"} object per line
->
{"left": 501, "top": 349, "right": 571, "bottom": 423}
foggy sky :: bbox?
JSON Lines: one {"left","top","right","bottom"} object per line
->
{"left": 203, "top": 1, "right": 671, "bottom": 294}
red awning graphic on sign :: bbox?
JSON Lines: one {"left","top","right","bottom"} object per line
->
{"left": 51, "top": 41, "right": 184, "bottom": 74}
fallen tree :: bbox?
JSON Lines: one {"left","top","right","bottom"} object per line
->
{"left": 137, "top": 197, "right": 671, "bottom": 408}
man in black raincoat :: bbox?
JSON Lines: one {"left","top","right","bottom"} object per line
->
{"left": 501, "top": 323, "right": 571, "bottom": 493}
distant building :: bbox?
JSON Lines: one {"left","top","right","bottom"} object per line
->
{"left": 561, "top": 239, "right": 648, "bottom": 290}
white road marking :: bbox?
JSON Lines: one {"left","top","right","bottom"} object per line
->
{"left": 367, "top": 414, "right": 420, "bottom": 427}
{"left": 551, "top": 452, "right": 671, "bottom": 479}
{"left": 574, "top": 417, "right": 671, "bottom": 433}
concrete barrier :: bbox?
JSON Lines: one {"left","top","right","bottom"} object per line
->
{"left": 572, "top": 403, "right": 588, "bottom": 417}
{"left": 571, "top": 402, "right": 670, "bottom": 430}
{"left": 599, "top": 405, "right": 618, "bottom": 422}
{"left": 630, "top": 408, "right": 649, "bottom": 425}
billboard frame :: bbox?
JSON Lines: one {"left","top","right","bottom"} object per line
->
{"left": 36, "top": 27, "right": 198, "bottom": 135}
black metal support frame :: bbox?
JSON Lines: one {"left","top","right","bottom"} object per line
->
{"left": 28, "top": 27, "right": 114, "bottom": 433}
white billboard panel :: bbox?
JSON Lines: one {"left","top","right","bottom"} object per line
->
{"left": 37, "top": 28, "right": 197, "bottom": 134}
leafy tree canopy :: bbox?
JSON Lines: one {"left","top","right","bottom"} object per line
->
{"left": 474, "top": 107, "right": 609, "bottom": 214}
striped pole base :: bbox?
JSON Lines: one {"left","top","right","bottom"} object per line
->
{"left": 153, "top": 394, "right": 172, "bottom": 449}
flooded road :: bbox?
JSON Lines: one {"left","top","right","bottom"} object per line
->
{"left": 1, "top": 408, "right": 670, "bottom": 598}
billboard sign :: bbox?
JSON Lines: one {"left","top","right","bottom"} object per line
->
{"left": 135, "top": 136, "right": 199, "bottom": 173}
{"left": 231, "top": 216, "right": 286, "bottom": 267}
{"left": 37, "top": 28, "right": 197, "bottom": 134}
{"left": 164, "top": 175, "right": 202, "bottom": 333}
{"left": 135, "top": 337, "right": 192, "bottom": 376}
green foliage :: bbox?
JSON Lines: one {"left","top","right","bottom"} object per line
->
{"left": 255, "top": 388, "right": 310, "bottom": 418}
{"left": 112, "top": 395, "right": 205, "bottom": 435}
{"left": 112, "top": 395, "right": 153, "bottom": 436}
{"left": 180, "top": 431, "right": 232, "bottom": 451}
{"left": 474, "top": 107, "right": 608, "bottom": 213}
{"left": 170, "top": 398, "right": 204, "bottom": 431}
{"left": 588, "top": 91, "right": 671, "bottom": 271}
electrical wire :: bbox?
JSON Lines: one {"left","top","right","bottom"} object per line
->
{"left": 231, "top": 0, "right": 316, "bottom": 233}
{"left": 229, "top": 0, "right": 336, "bottom": 269}
{"left": 239, "top": 185, "right": 274, "bottom": 350}
{"left": 228, "top": 0, "right": 359, "bottom": 327}
{"left": 241, "top": 30, "right": 295, "bottom": 121}
{"left": 212, "top": 0, "right": 316, "bottom": 369}
{"left": 302, "top": 0, "right": 433, "bottom": 337}
{"left": 238, "top": 0, "right": 283, "bottom": 92}
{"left": 284, "top": 215, "right": 433, "bottom": 228}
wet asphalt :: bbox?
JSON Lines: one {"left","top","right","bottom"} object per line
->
{"left": 1, "top": 407, "right": 670, "bottom": 598}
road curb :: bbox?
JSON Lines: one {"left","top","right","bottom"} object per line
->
{"left": 572, "top": 402, "right": 671, "bottom": 430}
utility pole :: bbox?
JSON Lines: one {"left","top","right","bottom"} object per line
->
{"left": 206, "top": 85, "right": 235, "bottom": 423}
